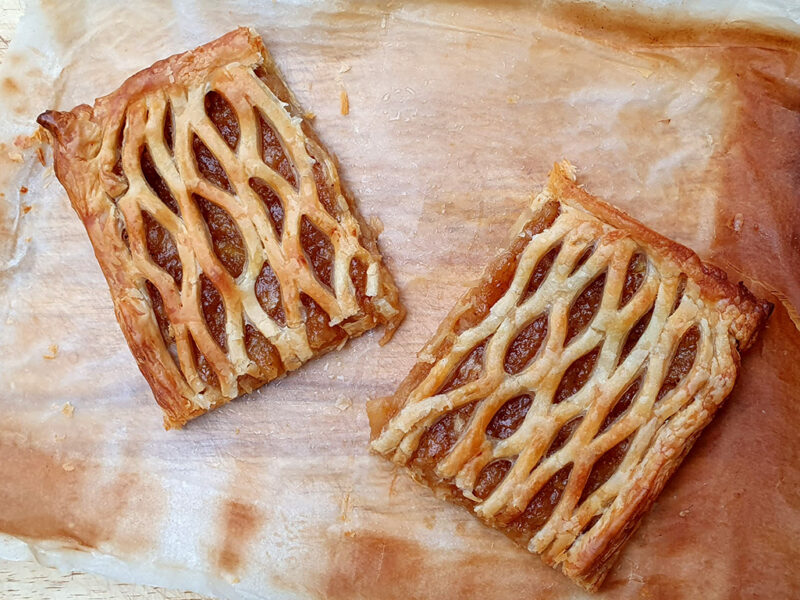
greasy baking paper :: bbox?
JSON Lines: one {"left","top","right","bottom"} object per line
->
{"left": 1, "top": 1, "right": 799, "bottom": 599}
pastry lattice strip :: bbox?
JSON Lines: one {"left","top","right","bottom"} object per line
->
{"left": 369, "top": 161, "right": 770, "bottom": 591}
{"left": 39, "top": 28, "right": 404, "bottom": 427}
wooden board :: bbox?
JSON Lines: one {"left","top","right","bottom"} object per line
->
{"left": 1, "top": 2, "right": 799, "bottom": 599}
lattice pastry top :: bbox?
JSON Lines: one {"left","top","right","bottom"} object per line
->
{"left": 38, "top": 28, "right": 404, "bottom": 428}
{"left": 368, "top": 161, "right": 771, "bottom": 591}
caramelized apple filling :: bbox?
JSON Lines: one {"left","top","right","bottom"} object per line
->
{"left": 509, "top": 465, "right": 573, "bottom": 540}
{"left": 487, "top": 395, "right": 533, "bottom": 440}
{"left": 139, "top": 91, "right": 392, "bottom": 392}
{"left": 411, "top": 402, "right": 478, "bottom": 474}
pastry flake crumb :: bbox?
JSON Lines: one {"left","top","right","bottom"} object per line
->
{"left": 62, "top": 462, "right": 76, "bottom": 472}
{"left": 43, "top": 344, "right": 59, "bottom": 359}
{"left": 340, "top": 88, "right": 350, "bottom": 116}
{"left": 19, "top": 186, "right": 28, "bottom": 194}
{"left": 22, "top": 205, "right": 31, "bottom": 214}
{"left": 335, "top": 397, "right": 353, "bottom": 411}
{"left": 731, "top": 212, "right": 744, "bottom": 232}
{"left": 367, "top": 215, "right": 384, "bottom": 236}
{"left": 339, "top": 491, "right": 352, "bottom": 521}
{"left": 338, "top": 63, "right": 351, "bottom": 73}
{"left": 61, "top": 402, "right": 74, "bottom": 418}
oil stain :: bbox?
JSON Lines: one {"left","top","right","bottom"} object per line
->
{"left": 214, "top": 499, "right": 264, "bottom": 575}
{"left": 0, "top": 431, "right": 163, "bottom": 554}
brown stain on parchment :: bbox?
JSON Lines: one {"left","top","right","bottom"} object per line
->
{"left": 321, "top": 529, "right": 572, "bottom": 600}
{"left": 711, "top": 46, "right": 800, "bottom": 322}
{"left": 209, "top": 459, "right": 267, "bottom": 578}
{"left": 538, "top": 0, "right": 800, "bottom": 323}
{"left": 214, "top": 499, "right": 263, "bottom": 575}
{"left": 2, "top": 76, "right": 20, "bottom": 95}
{"left": 39, "top": 0, "right": 88, "bottom": 50}
{"left": 547, "top": 1, "right": 800, "bottom": 52}
{"left": 0, "top": 431, "right": 164, "bottom": 554}
{"left": 0, "top": 438, "right": 94, "bottom": 548}
{"left": 323, "top": 532, "right": 425, "bottom": 600}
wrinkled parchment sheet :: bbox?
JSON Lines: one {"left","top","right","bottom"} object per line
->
{"left": 1, "top": 1, "right": 799, "bottom": 599}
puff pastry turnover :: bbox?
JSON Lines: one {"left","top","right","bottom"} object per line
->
{"left": 37, "top": 28, "right": 404, "bottom": 428}
{"left": 368, "top": 162, "right": 771, "bottom": 591}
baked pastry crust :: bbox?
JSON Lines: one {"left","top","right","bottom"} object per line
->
{"left": 368, "top": 161, "right": 771, "bottom": 591}
{"left": 37, "top": 28, "right": 404, "bottom": 428}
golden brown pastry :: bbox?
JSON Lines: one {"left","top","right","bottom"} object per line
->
{"left": 368, "top": 161, "right": 771, "bottom": 591}
{"left": 37, "top": 28, "right": 404, "bottom": 428}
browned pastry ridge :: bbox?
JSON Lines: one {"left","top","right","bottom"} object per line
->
{"left": 37, "top": 28, "right": 405, "bottom": 428}
{"left": 368, "top": 161, "right": 771, "bottom": 591}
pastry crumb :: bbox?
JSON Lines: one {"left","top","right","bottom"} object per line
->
{"left": 340, "top": 88, "right": 350, "bottom": 116}
{"left": 338, "top": 63, "right": 351, "bottom": 73}
{"left": 62, "top": 462, "right": 76, "bottom": 472}
{"left": 43, "top": 344, "right": 59, "bottom": 359}
{"left": 679, "top": 509, "right": 690, "bottom": 517}
{"left": 507, "top": 94, "right": 520, "bottom": 104}
{"left": 339, "top": 491, "right": 352, "bottom": 521}
{"left": 731, "top": 213, "right": 744, "bottom": 232}
{"left": 22, "top": 204, "right": 31, "bottom": 214}
{"left": 368, "top": 215, "right": 384, "bottom": 235}
{"left": 19, "top": 186, "right": 28, "bottom": 194}
{"left": 61, "top": 402, "right": 74, "bottom": 418}
{"left": 234, "top": 427, "right": 241, "bottom": 435}
{"left": 335, "top": 397, "right": 353, "bottom": 411}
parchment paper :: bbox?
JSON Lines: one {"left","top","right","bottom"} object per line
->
{"left": 1, "top": 1, "right": 799, "bottom": 599}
